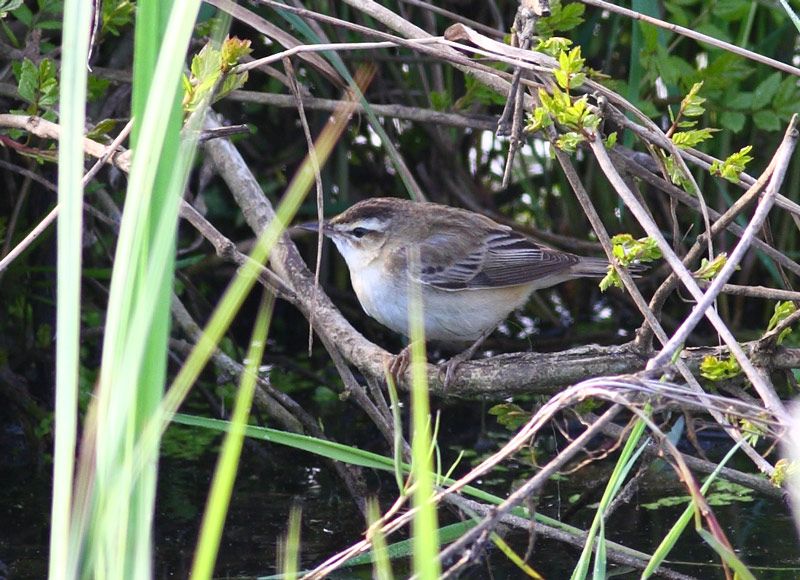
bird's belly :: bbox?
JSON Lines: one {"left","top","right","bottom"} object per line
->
{"left": 424, "top": 285, "right": 533, "bottom": 341}
{"left": 352, "top": 269, "right": 533, "bottom": 342}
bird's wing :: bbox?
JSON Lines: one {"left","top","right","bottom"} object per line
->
{"left": 416, "top": 226, "right": 580, "bottom": 290}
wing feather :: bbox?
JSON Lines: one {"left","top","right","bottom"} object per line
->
{"left": 417, "top": 227, "right": 581, "bottom": 290}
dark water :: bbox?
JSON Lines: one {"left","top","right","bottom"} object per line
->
{"left": 2, "top": 412, "right": 799, "bottom": 579}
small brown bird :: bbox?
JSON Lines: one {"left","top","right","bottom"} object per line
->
{"left": 299, "top": 197, "right": 610, "bottom": 346}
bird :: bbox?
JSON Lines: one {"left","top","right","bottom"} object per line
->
{"left": 297, "top": 197, "right": 614, "bottom": 382}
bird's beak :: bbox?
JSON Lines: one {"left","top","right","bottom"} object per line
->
{"left": 293, "top": 220, "right": 333, "bottom": 236}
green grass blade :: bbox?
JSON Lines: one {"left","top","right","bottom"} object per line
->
{"left": 49, "top": 0, "right": 92, "bottom": 577}
{"left": 280, "top": 506, "right": 302, "bottom": 579}
{"left": 572, "top": 417, "right": 649, "bottom": 579}
{"left": 642, "top": 439, "right": 746, "bottom": 578}
{"left": 191, "top": 292, "right": 274, "bottom": 579}
{"left": 407, "top": 267, "right": 440, "bottom": 579}
{"left": 81, "top": 1, "right": 202, "bottom": 576}
{"left": 366, "top": 498, "right": 394, "bottom": 580}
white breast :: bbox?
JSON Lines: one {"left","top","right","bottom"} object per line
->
{"left": 350, "top": 265, "right": 410, "bottom": 336}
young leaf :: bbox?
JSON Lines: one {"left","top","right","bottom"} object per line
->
{"left": 709, "top": 146, "right": 753, "bottom": 183}
{"left": 699, "top": 355, "right": 741, "bottom": 381}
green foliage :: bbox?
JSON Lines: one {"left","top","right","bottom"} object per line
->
{"left": 536, "top": 0, "right": 585, "bottom": 39}
{"left": 671, "top": 127, "right": 717, "bottom": 148}
{"left": 101, "top": 0, "right": 134, "bottom": 36}
{"left": 528, "top": 90, "right": 599, "bottom": 151}
{"left": 709, "top": 146, "right": 753, "bottom": 183}
{"left": 0, "top": 0, "right": 23, "bottom": 17}
{"left": 669, "top": 82, "right": 718, "bottom": 150}
{"left": 489, "top": 403, "right": 530, "bottom": 430}
{"left": 86, "top": 117, "right": 119, "bottom": 142}
{"left": 723, "top": 72, "right": 797, "bottom": 132}
{"left": 428, "top": 90, "right": 451, "bottom": 111}
{"left": 699, "top": 354, "right": 741, "bottom": 381}
{"left": 766, "top": 300, "right": 797, "bottom": 345}
{"left": 183, "top": 36, "right": 252, "bottom": 112}
{"left": 525, "top": 45, "right": 599, "bottom": 152}
{"left": 457, "top": 69, "right": 507, "bottom": 108}
{"left": 554, "top": 46, "right": 586, "bottom": 91}
{"left": 600, "top": 235, "right": 662, "bottom": 291}
{"left": 770, "top": 458, "right": 798, "bottom": 487}
{"left": 738, "top": 417, "right": 765, "bottom": 446}
{"left": 9, "top": 0, "right": 63, "bottom": 36}
{"left": 13, "top": 58, "right": 59, "bottom": 117}
{"left": 693, "top": 253, "right": 730, "bottom": 281}
{"left": 641, "top": 479, "right": 753, "bottom": 510}
{"left": 663, "top": 154, "right": 691, "bottom": 189}
{"left": 534, "top": 36, "right": 572, "bottom": 57}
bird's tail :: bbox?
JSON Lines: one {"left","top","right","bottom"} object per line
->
{"left": 572, "top": 256, "right": 648, "bottom": 278}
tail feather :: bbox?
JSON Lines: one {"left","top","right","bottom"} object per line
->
{"left": 573, "top": 256, "right": 648, "bottom": 278}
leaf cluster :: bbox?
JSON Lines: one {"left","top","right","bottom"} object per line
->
{"left": 600, "top": 235, "right": 662, "bottom": 291}
{"left": 182, "top": 36, "right": 252, "bottom": 113}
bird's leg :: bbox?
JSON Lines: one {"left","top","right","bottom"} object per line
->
{"left": 439, "top": 329, "right": 492, "bottom": 389}
{"left": 385, "top": 343, "right": 412, "bottom": 386}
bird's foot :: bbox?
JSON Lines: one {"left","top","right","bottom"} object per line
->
{"left": 384, "top": 345, "right": 411, "bottom": 386}
{"left": 438, "top": 331, "right": 491, "bottom": 389}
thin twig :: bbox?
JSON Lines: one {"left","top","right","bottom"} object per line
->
{"left": 589, "top": 123, "right": 795, "bottom": 418}
{"left": 0, "top": 119, "right": 133, "bottom": 275}
{"left": 579, "top": 0, "right": 800, "bottom": 78}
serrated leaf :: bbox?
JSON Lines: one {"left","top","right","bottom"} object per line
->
{"left": 700, "top": 355, "right": 741, "bottom": 381}
{"left": 671, "top": 127, "right": 718, "bottom": 148}
{"left": 753, "top": 109, "right": 781, "bottom": 131}
{"left": 599, "top": 267, "right": 622, "bottom": 292}
{"left": 537, "top": 1, "right": 586, "bottom": 37}
{"left": 752, "top": 72, "right": 781, "bottom": 109}
{"left": 709, "top": 146, "right": 752, "bottom": 183}
{"left": 719, "top": 111, "right": 746, "bottom": 132}
{"left": 16, "top": 58, "right": 37, "bottom": 103}
{"left": 712, "top": 0, "right": 752, "bottom": 20}
{"left": 726, "top": 91, "right": 753, "bottom": 110}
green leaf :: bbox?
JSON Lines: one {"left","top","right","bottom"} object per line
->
{"left": 16, "top": 58, "right": 38, "bottom": 103}
{"left": 767, "top": 301, "right": 797, "bottom": 345}
{"left": 753, "top": 109, "right": 781, "bottom": 131}
{"left": 712, "top": 0, "right": 752, "bottom": 21}
{"left": 535, "top": 36, "right": 572, "bottom": 57}
{"left": 555, "top": 131, "right": 584, "bottom": 152}
{"left": 699, "top": 355, "right": 741, "bottom": 381}
{"left": 709, "top": 146, "right": 753, "bottom": 183}
{"left": 0, "top": 0, "right": 23, "bottom": 16}
{"left": 599, "top": 266, "right": 621, "bottom": 292}
{"left": 773, "top": 75, "right": 800, "bottom": 115}
{"left": 86, "top": 118, "right": 118, "bottom": 141}
{"left": 726, "top": 91, "right": 753, "bottom": 111}
{"left": 14, "top": 57, "right": 59, "bottom": 113}
{"left": 752, "top": 72, "right": 781, "bottom": 110}
{"left": 600, "top": 235, "right": 660, "bottom": 292}
{"left": 537, "top": 0, "right": 585, "bottom": 38}
{"left": 429, "top": 90, "right": 451, "bottom": 111}
{"left": 459, "top": 72, "right": 507, "bottom": 107}
{"left": 693, "top": 253, "right": 730, "bottom": 280}
{"left": 102, "top": 0, "right": 134, "bottom": 36}
{"left": 671, "top": 127, "right": 718, "bottom": 148}
{"left": 489, "top": 403, "right": 531, "bottom": 430}
{"left": 719, "top": 111, "right": 746, "bottom": 132}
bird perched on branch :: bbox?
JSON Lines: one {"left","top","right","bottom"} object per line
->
{"left": 297, "top": 197, "right": 615, "bottom": 382}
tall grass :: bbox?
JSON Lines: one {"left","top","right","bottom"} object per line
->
{"left": 51, "top": 1, "right": 202, "bottom": 577}
{"left": 49, "top": 0, "right": 92, "bottom": 576}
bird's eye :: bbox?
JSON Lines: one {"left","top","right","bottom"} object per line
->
{"left": 351, "top": 227, "right": 369, "bottom": 239}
